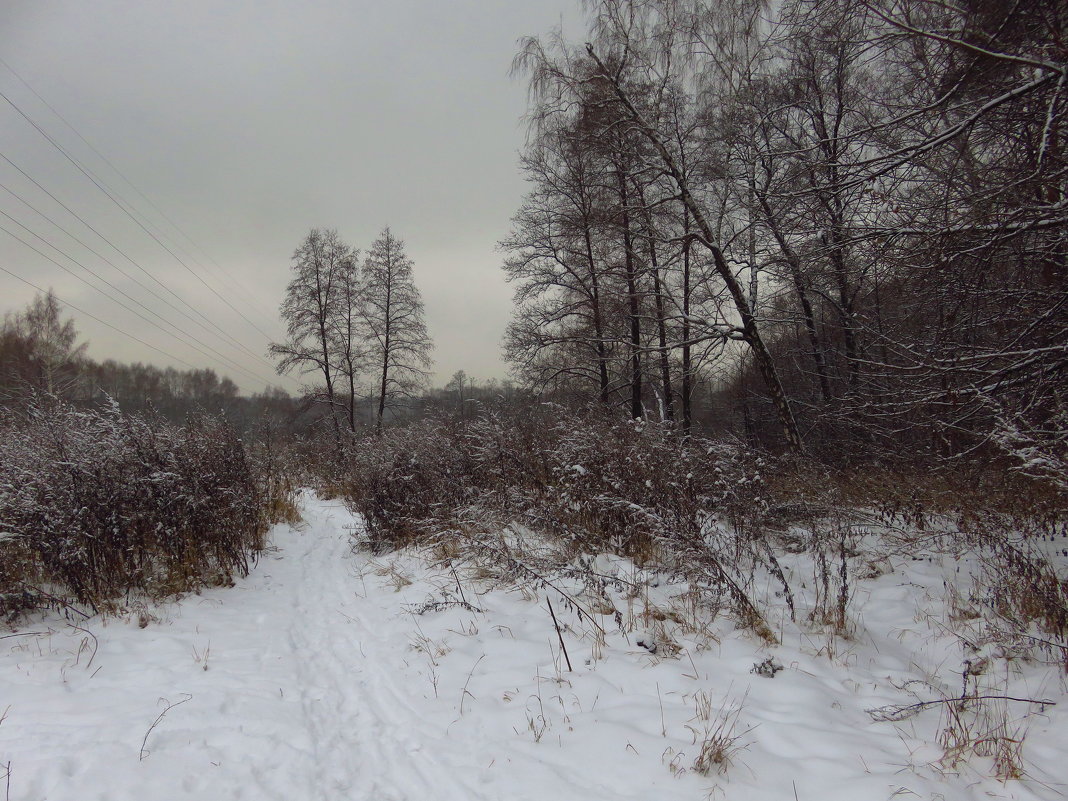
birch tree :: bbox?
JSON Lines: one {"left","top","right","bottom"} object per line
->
{"left": 1, "top": 290, "right": 87, "bottom": 399}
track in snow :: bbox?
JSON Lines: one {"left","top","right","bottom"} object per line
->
{"left": 0, "top": 496, "right": 494, "bottom": 801}
{"left": 7, "top": 494, "right": 1061, "bottom": 801}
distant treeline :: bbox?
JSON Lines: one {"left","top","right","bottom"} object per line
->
{"left": 0, "top": 290, "right": 526, "bottom": 434}
{"left": 0, "top": 290, "right": 294, "bottom": 428}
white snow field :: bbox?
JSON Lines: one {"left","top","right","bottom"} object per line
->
{"left": 1, "top": 492, "right": 1066, "bottom": 801}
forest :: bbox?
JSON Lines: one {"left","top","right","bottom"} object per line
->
{"left": 501, "top": 0, "right": 1065, "bottom": 474}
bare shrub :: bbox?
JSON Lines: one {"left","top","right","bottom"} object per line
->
{"left": 247, "top": 420, "right": 302, "bottom": 526}
{"left": 0, "top": 397, "right": 267, "bottom": 618}
{"left": 938, "top": 695, "right": 1028, "bottom": 782}
{"left": 960, "top": 514, "right": 1068, "bottom": 666}
{"left": 341, "top": 418, "right": 475, "bottom": 553}
{"left": 339, "top": 404, "right": 777, "bottom": 637}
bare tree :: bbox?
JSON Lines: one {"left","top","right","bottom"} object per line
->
{"left": 270, "top": 229, "right": 353, "bottom": 449}
{"left": 502, "top": 122, "right": 624, "bottom": 404}
{"left": 332, "top": 252, "right": 365, "bottom": 433}
{"left": 1, "top": 289, "right": 88, "bottom": 398}
{"left": 360, "top": 228, "right": 433, "bottom": 432}
{"left": 514, "top": 2, "right": 806, "bottom": 451}
{"left": 445, "top": 369, "right": 469, "bottom": 417}
{"left": 503, "top": 0, "right": 1065, "bottom": 460}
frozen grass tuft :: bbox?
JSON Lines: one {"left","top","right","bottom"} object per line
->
{"left": 688, "top": 690, "right": 751, "bottom": 777}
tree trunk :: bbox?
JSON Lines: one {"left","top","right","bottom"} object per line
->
{"left": 377, "top": 346, "right": 388, "bottom": 434}
{"left": 346, "top": 361, "right": 357, "bottom": 433}
{"left": 755, "top": 188, "right": 832, "bottom": 403}
{"left": 615, "top": 164, "right": 643, "bottom": 419}
{"left": 681, "top": 209, "right": 693, "bottom": 433}
{"left": 587, "top": 45, "right": 804, "bottom": 452}
{"left": 317, "top": 313, "right": 342, "bottom": 454}
{"left": 583, "top": 226, "right": 611, "bottom": 403}
{"left": 636, "top": 184, "right": 674, "bottom": 422}
{"left": 377, "top": 274, "right": 393, "bottom": 435}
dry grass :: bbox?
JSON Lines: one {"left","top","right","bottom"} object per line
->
{"left": 333, "top": 407, "right": 1065, "bottom": 785}
{"left": 938, "top": 695, "right": 1030, "bottom": 782}
{"left": 688, "top": 690, "right": 750, "bottom": 776}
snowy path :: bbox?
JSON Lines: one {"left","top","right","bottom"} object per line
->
{"left": 2, "top": 494, "right": 1066, "bottom": 801}
{"left": 0, "top": 497, "right": 490, "bottom": 801}
{"left": 277, "top": 502, "right": 481, "bottom": 801}
{"left": 0, "top": 496, "right": 698, "bottom": 801}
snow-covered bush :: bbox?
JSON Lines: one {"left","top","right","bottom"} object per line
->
{"left": 435, "top": 407, "right": 759, "bottom": 559}
{"left": 340, "top": 405, "right": 775, "bottom": 634}
{"left": 341, "top": 418, "right": 476, "bottom": 552}
{"left": 345, "top": 405, "right": 765, "bottom": 552}
{"left": 0, "top": 397, "right": 267, "bottom": 618}
{"left": 246, "top": 419, "right": 302, "bottom": 526}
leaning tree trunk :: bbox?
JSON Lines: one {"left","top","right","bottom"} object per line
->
{"left": 587, "top": 44, "right": 804, "bottom": 452}
{"left": 583, "top": 226, "right": 611, "bottom": 404}
{"left": 756, "top": 188, "right": 833, "bottom": 404}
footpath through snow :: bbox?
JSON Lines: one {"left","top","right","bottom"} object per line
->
{"left": 0, "top": 495, "right": 698, "bottom": 801}
{"left": 0, "top": 496, "right": 497, "bottom": 800}
{"left": 1, "top": 493, "right": 1066, "bottom": 801}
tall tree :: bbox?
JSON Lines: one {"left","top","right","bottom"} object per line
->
{"left": 502, "top": 123, "right": 621, "bottom": 404}
{"left": 360, "top": 228, "right": 433, "bottom": 432}
{"left": 505, "top": 0, "right": 1065, "bottom": 459}
{"left": 515, "top": 3, "right": 806, "bottom": 451}
{"left": 332, "top": 253, "right": 365, "bottom": 433}
{"left": 270, "top": 229, "right": 353, "bottom": 449}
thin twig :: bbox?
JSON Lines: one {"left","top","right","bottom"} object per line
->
{"left": 451, "top": 564, "right": 469, "bottom": 607}
{"left": 547, "top": 598, "right": 573, "bottom": 672}
{"left": 460, "top": 654, "right": 485, "bottom": 716}
{"left": 657, "top": 682, "right": 666, "bottom": 736}
{"left": 139, "top": 694, "right": 192, "bottom": 760}
{"left": 867, "top": 695, "right": 1056, "bottom": 722}
{"left": 15, "top": 581, "right": 90, "bottom": 619}
{"left": 67, "top": 621, "right": 98, "bottom": 670}
{"left": 0, "top": 631, "right": 46, "bottom": 640}
{"left": 465, "top": 537, "right": 606, "bottom": 634}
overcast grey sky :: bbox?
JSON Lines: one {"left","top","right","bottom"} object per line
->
{"left": 0, "top": 0, "right": 583, "bottom": 393}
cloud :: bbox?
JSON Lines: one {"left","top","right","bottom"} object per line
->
{"left": 0, "top": 0, "right": 581, "bottom": 392}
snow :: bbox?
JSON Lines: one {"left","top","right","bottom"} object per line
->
{"left": 1, "top": 493, "right": 1066, "bottom": 800}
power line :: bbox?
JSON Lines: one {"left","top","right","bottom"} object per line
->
{"left": 0, "top": 87, "right": 277, "bottom": 343}
{"left": 0, "top": 149, "right": 277, "bottom": 372}
{"left": 0, "top": 67, "right": 299, "bottom": 392}
{"left": 0, "top": 262, "right": 202, "bottom": 372}
{"left": 0, "top": 210, "right": 272, "bottom": 385}
{"left": 0, "top": 180, "right": 277, "bottom": 379}
{"left": 0, "top": 217, "right": 278, "bottom": 388}
{"left": 0, "top": 55, "right": 279, "bottom": 322}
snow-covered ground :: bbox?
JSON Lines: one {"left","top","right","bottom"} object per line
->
{"left": 1, "top": 493, "right": 1065, "bottom": 800}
